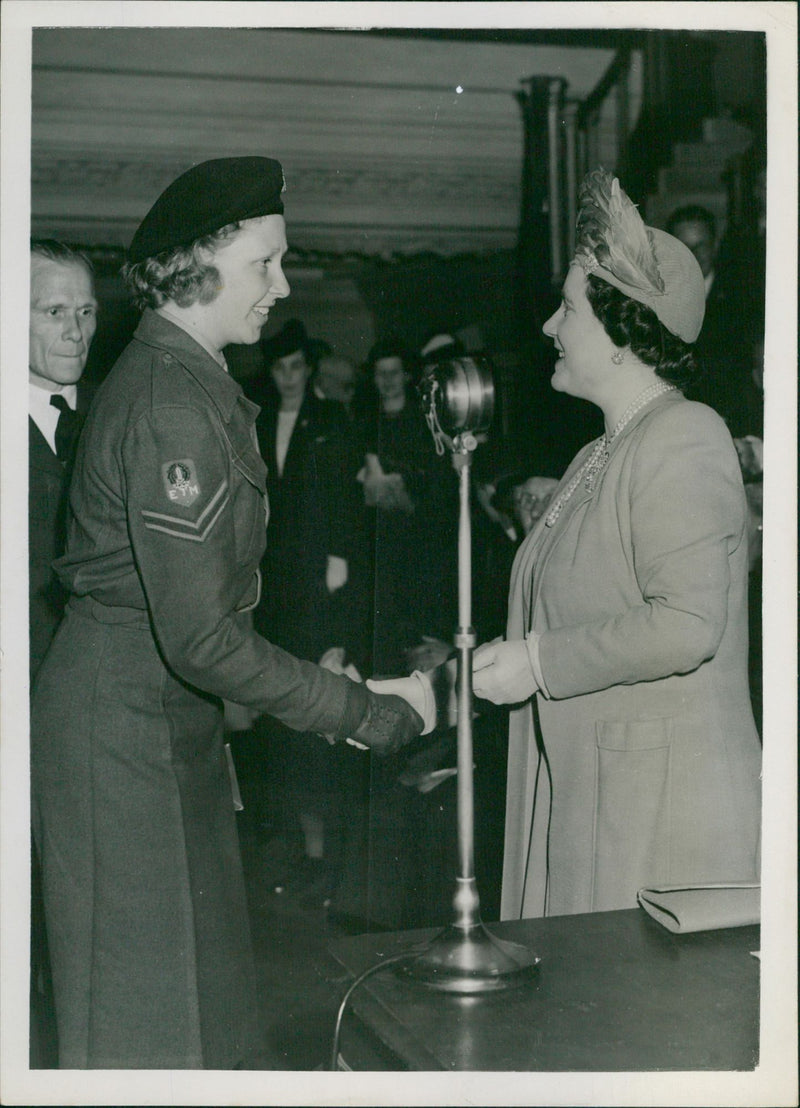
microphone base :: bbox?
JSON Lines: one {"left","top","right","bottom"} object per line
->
{"left": 398, "top": 920, "right": 541, "bottom": 994}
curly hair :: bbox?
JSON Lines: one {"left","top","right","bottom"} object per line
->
{"left": 585, "top": 274, "right": 698, "bottom": 390}
{"left": 121, "top": 221, "right": 242, "bottom": 311}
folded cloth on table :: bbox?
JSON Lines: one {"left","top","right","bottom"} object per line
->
{"left": 637, "top": 883, "right": 760, "bottom": 934}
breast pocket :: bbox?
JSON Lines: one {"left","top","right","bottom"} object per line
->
{"left": 592, "top": 717, "right": 674, "bottom": 909}
{"left": 230, "top": 443, "right": 269, "bottom": 567}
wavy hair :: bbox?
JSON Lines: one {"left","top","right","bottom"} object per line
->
{"left": 585, "top": 274, "right": 698, "bottom": 390}
{"left": 31, "top": 238, "right": 94, "bottom": 278}
{"left": 121, "top": 222, "right": 243, "bottom": 311}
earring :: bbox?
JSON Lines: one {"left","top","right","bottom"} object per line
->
{"left": 611, "top": 350, "right": 624, "bottom": 365}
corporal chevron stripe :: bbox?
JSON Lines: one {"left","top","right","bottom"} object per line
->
{"left": 141, "top": 481, "right": 230, "bottom": 541}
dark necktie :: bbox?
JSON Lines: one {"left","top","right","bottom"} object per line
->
{"left": 50, "top": 394, "right": 80, "bottom": 463}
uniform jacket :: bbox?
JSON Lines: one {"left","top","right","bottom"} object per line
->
{"left": 33, "top": 310, "right": 363, "bottom": 1068}
{"left": 501, "top": 391, "right": 762, "bottom": 920}
{"left": 56, "top": 309, "right": 360, "bottom": 734}
{"left": 28, "top": 385, "right": 91, "bottom": 681}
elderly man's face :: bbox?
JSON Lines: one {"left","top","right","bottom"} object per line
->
{"left": 512, "top": 476, "right": 559, "bottom": 535}
{"left": 29, "top": 256, "right": 97, "bottom": 389}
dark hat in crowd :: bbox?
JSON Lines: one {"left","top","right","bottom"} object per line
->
{"left": 128, "top": 156, "right": 286, "bottom": 264}
{"left": 261, "top": 319, "right": 311, "bottom": 367}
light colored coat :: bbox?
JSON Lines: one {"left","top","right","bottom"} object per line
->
{"left": 501, "top": 392, "right": 761, "bottom": 919}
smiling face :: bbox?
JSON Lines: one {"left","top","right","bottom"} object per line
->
{"left": 542, "top": 264, "right": 617, "bottom": 403}
{"left": 270, "top": 348, "right": 312, "bottom": 407}
{"left": 29, "top": 256, "right": 97, "bottom": 390}
{"left": 192, "top": 215, "right": 290, "bottom": 349}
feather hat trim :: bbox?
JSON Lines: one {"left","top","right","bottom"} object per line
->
{"left": 573, "top": 168, "right": 706, "bottom": 343}
{"left": 575, "top": 169, "right": 665, "bottom": 296}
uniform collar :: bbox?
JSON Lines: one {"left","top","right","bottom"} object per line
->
{"left": 134, "top": 309, "right": 249, "bottom": 422}
{"left": 156, "top": 305, "right": 228, "bottom": 369}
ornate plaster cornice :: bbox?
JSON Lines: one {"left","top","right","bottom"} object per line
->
{"left": 31, "top": 153, "right": 522, "bottom": 256}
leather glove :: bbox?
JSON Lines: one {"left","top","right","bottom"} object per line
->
{"left": 472, "top": 638, "right": 538, "bottom": 705}
{"left": 338, "top": 680, "right": 424, "bottom": 756}
{"left": 366, "top": 671, "right": 436, "bottom": 734}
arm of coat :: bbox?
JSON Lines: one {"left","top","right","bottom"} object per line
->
{"left": 123, "top": 402, "right": 360, "bottom": 737}
{"left": 537, "top": 403, "right": 748, "bottom": 699}
{"left": 318, "top": 401, "right": 360, "bottom": 563}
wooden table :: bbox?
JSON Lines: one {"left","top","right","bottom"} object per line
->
{"left": 329, "top": 909, "right": 759, "bottom": 1071}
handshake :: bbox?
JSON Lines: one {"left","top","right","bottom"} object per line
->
{"left": 328, "top": 633, "right": 539, "bottom": 756}
{"left": 322, "top": 643, "right": 456, "bottom": 758}
{"left": 330, "top": 670, "right": 439, "bottom": 757}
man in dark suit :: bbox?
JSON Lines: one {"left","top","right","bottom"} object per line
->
{"left": 665, "top": 205, "right": 762, "bottom": 437}
{"left": 28, "top": 238, "right": 97, "bottom": 1067}
{"left": 29, "top": 239, "right": 97, "bottom": 682}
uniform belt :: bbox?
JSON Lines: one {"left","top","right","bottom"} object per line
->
{"left": 236, "top": 568, "right": 262, "bottom": 613}
{"left": 67, "top": 572, "right": 261, "bottom": 624}
{"left": 68, "top": 593, "right": 151, "bottom": 628}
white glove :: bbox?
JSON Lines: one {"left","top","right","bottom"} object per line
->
{"left": 472, "top": 639, "right": 538, "bottom": 705}
{"left": 366, "top": 671, "right": 436, "bottom": 735}
{"left": 359, "top": 453, "right": 414, "bottom": 512}
{"left": 326, "top": 555, "right": 348, "bottom": 593}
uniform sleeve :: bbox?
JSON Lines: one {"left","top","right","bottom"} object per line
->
{"left": 123, "top": 402, "right": 358, "bottom": 735}
{"left": 538, "top": 404, "right": 748, "bottom": 699}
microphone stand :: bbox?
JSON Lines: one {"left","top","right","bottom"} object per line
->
{"left": 400, "top": 430, "right": 540, "bottom": 993}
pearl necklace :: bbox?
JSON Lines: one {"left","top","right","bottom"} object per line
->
{"left": 544, "top": 380, "right": 677, "bottom": 527}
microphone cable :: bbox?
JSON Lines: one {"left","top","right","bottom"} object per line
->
{"left": 328, "top": 948, "right": 422, "bottom": 1071}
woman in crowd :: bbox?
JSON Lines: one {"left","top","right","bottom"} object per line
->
{"left": 30, "top": 157, "right": 423, "bottom": 1069}
{"left": 253, "top": 318, "right": 363, "bottom": 903}
{"left": 357, "top": 336, "right": 457, "bottom": 674}
{"left": 255, "top": 317, "right": 358, "bottom": 663}
{"left": 472, "top": 169, "right": 761, "bottom": 919}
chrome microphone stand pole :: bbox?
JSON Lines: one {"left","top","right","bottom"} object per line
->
{"left": 401, "top": 409, "right": 539, "bottom": 993}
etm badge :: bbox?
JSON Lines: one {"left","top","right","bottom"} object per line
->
{"left": 162, "top": 459, "right": 200, "bottom": 507}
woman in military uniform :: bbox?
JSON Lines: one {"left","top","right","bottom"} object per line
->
{"left": 30, "top": 158, "right": 423, "bottom": 1069}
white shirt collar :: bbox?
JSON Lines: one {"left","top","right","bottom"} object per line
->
{"left": 29, "top": 380, "right": 77, "bottom": 454}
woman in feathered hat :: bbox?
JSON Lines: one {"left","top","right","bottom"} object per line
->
{"left": 471, "top": 169, "right": 761, "bottom": 919}
{"left": 30, "top": 158, "right": 425, "bottom": 1069}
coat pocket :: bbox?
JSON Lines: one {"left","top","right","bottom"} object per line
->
{"left": 229, "top": 443, "right": 268, "bottom": 567}
{"left": 592, "top": 717, "right": 673, "bottom": 910}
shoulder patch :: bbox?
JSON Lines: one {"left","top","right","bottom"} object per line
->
{"left": 141, "top": 480, "right": 229, "bottom": 542}
{"left": 162, "top": 458, "right": 200, "bottom": 506}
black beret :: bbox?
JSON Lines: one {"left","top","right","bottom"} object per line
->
{"left": 128, "top": 156, "right": 285, "bottom": 264}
